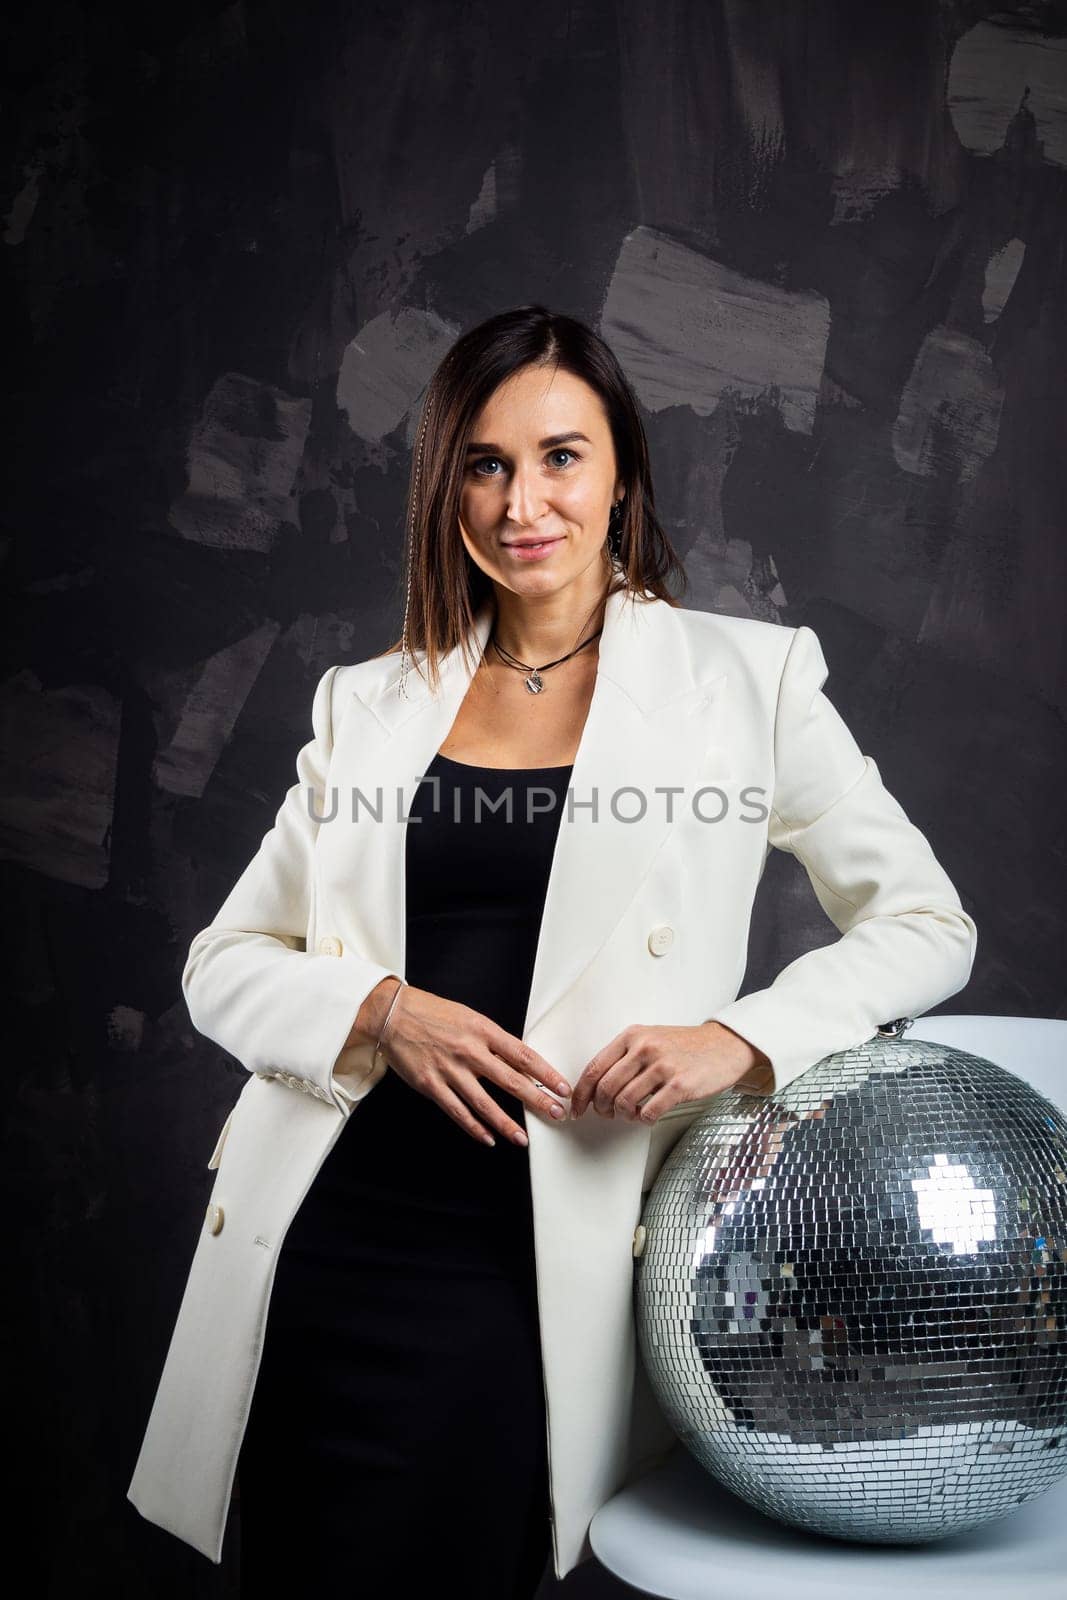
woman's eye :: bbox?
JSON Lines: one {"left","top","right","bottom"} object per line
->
{"left": 470, "top": 449, "right": 579, "bottom": 478}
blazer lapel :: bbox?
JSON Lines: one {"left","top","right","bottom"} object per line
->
{"left": 333, "top": 585, "right": 730, "bottom": 1037}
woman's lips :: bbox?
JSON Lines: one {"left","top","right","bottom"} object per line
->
{"left": 503, "top": 538, "right": 563, "bottom": 561}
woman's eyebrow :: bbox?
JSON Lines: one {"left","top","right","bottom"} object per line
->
{"left": 465, "top": 431, "right": 593, "bottom": 453}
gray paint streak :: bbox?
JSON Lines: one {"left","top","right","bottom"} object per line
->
{"left": 683, "top": 532, "right": 789, "bottom": 624}
{"left": 721, "top": 2, "right": 786, "bottom": 206}
{"left": 982, "top": 237, "right": 1026, "bottom": 322}
{"left": 949, "top": 19, "right": 1067, "bottom": 168}
{"left": 0, "top": 673, "right": 120, "bottom": 888}
{"left": 336, "top": 307, "right": 460, "bottom": 444}
{"left": 152, "top": 622, "right": 281, "bottom": 800}
{"left": 170, "top": 372, "right": 312, "bottom": 551}
{"left": 3, "top": 157, "right": 45, "bottom": 246}
{"left": 106, "top": 1005, "right": 146, "bottom": 1052}
{"left": 602, "top": 226, "right": 830, "bottom": 435}
{"left": 892, "top": 326, "right": 1005, "bottom": 483}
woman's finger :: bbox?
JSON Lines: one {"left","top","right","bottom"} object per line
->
{"left": 570, "top": 1029, "right": 634, "bottom": 1116}
{"left": 478, "top": 1051, "right": 572, "bottom": 1125}
{"left": 447, "top": 1069, "right": 532, "bottom": 1147}
{"left": 431, "top": 1076, "right": 501, "bottom": 1147}
{"left": 591, "top": 1049, "right": 649, "bottom": 1115}
{"left": 612, "top": 1067, "right": 672, "bottom": 1120}
{"left": 486, "top": 1025, "right": 572, "bottom": 1102}
{"left": 621, "top": 1086, "right": 676, "bottom": 1124}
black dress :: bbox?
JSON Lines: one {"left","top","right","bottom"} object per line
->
{"left": 238, "top": 752, "right": 573, "bottom": 1599}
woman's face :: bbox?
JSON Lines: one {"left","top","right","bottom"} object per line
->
{"left": 457, "top": 364, "right": 625, "bottom": 601}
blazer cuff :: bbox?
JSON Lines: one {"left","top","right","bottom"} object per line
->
{"left": 187, "top": 938, "right": 401, "bottom": 1114}
{"left": 286, "top": 950, "right": 403, "bottom": 1112}
{"left": 706, "top": 995, "right": 872, "bottom": 1096}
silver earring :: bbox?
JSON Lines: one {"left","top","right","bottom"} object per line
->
{"left": 608, "top": 498, "right": 624, "bottom": 560}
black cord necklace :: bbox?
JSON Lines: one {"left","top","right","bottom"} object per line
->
{"left": 488, "top": 624, "right": 604, "bottom": 695}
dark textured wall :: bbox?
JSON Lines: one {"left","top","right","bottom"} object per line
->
{"left": 4, "top": 1, "right": 1065, "bottom": 1593}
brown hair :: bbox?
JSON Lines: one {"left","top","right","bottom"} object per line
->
{"left": 376, "top": 304, "right": 688, "bottom": 693}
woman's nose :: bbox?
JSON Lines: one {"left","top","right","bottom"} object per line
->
{"left": 505, "top": 467, "right": 545, "bottom": 525}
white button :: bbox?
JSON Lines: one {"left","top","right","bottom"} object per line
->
{"left": 206, "top": 1203, "right": 225, "bottom": 1236}
{"left": 318, "top": 935, "right": 343, "bottom": 957}
{"left": 647, "top": 925, "right": 674, "bottom": 956}
{"left": 632, "top": 1224, "right": 647, "bottom": 1258}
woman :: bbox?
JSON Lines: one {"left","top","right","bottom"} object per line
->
{"left": 127, "top": 306, "right": 977, "bottom": 1594}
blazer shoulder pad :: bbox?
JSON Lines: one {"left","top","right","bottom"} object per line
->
{"left": 329, "top": 653, "right": 401, "bottom": 707}
{"left": 673, "top": 604, "right": 795, "bottom": 674}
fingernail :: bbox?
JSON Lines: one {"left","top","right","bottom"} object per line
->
{"left": 549, "top": 1104, "right": 565, "bottom": 1120}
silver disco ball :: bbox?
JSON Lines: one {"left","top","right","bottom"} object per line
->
{"left": 635, "top": 1033, "right": 1067, "bottom": 1542}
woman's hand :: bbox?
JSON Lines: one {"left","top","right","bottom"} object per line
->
{"left": 358, "top": 981, "right": 573, "bottom": 1148}
{"left": 568, "top": 1020, "right": 773, "bottom": 1122}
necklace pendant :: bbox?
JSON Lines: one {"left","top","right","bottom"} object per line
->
{"left": 525, "top": 671, "right": 545, "bottom": 695}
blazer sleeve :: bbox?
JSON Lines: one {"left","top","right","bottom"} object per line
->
{"left": 180, "top": 664, "right": 402, "bottom": 1113}
{"left": 708, "top": 624, "right": 978, "bottom": 1094}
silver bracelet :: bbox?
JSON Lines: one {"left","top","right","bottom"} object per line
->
{"left": 374, "top": 979, "right": 406, "bottom": 1062}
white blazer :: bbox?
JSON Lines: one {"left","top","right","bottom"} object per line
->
{"left": 126, "top": 585, "right": 977, "bottom": 1581}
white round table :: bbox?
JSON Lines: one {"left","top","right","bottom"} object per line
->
{"left": 589, "top": 1443, "right": 1067, "bottom": 1599}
